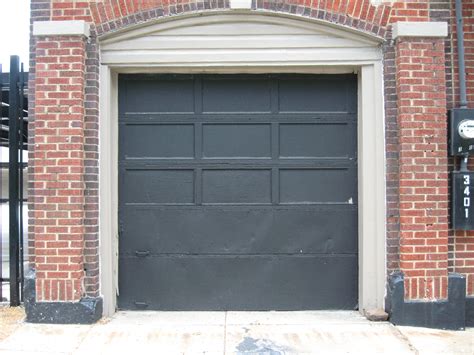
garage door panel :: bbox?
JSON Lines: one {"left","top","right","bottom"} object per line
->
{"left": 118, "top": 255, "right": 358, "bottom": 310}
{"left": 122, "top": 169, "right": 195, "bottom": 204}
{"left": 278, "top": 76, "right": 357, "bottom": 113}
{"left": 279, "top": 123, "right": 356, "bottom": 158}
{"left": 120, "top": 207, "right": 358, "bottom": 255}
{"left": 202, "top": 77, "right": 272, "bottom": 113}
{"left": 202, "top": 124, "right": 272, "bottom": 158}
{"left": 120, "top": 124, "right": 195, "bottom": 159}
{"left": 202, "top": 169, "right": 272, "bottom": 204}
{"left": 118, "top": 74, "right": 358, "bottom": 311}
{"left": 120, "top": 76, "right": 195, "bottom": 113}
{"left": 279, "top": 168, "right": 356, "bottom": 204}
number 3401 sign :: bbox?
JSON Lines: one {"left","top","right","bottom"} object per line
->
{"left": 452, "top": 171, "right": 474, "bottom": 230}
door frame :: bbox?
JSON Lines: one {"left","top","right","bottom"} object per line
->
{"left": 98, "top": 12, "right": 386, "bottom": 316}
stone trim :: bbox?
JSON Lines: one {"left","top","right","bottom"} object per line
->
{"left": 392, "top": 21, "right": 448, "bottom": 40}
{"left": 33, "top": 20, "right": 90, "bottom": 37}
{"left": 230, "top": 0, "right": 251, "bottom": 9}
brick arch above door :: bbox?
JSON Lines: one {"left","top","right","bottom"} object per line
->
{"left": 46, "top": 0, "right": 432, "bottom": 39}
{"left": 99, "top": 11, "right": 383, "bottom": 67}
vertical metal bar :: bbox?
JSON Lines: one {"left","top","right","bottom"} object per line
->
{"left": 0, "top": 63, "right": 3, "bottom": 302}
{"left": 455, "top": 0, "right": 468, "bottom": 109}
{"left": 8, "top": 56, "right": 20, "bottom": 306}
{"left": 19, "top": 63, "right": 25, "bottom": 301}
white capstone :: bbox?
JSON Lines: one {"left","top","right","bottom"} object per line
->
{"left": 230, "top": 0, "right": 252, "bottom": 9}
{"left": 392, "top": 21, "right": 448, "bottom": 39}
{"left": 33, "top": 20, "right": 90, "bottom": 38}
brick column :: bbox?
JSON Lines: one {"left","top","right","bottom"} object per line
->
{"left": 33, "top": 35, "right": 87, "bottom": 302}
{"left": 26, "top": 20, "right": 101, "bottom": 324}
{"left": 396, "top": 36, "right": 449, "bottom": 301}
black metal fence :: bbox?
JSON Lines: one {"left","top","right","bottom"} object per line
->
{"left": 0, "top": 55, "right": 28, "bottom": 306}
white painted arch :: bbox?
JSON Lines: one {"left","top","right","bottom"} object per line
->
{"left": 98, "top": 11, "right": 386, "bottom": 316}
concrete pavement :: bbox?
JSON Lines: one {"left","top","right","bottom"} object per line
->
{"left": 0, "top": 308, "right": 473, "bottom": 354}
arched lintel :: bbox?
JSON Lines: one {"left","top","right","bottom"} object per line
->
{"left": 98, "top": 10, "right": 385, "bottom": 46}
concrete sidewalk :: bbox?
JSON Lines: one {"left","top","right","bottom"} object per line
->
{"left": 0, "top": 308, "right": 473, "bottom": 354}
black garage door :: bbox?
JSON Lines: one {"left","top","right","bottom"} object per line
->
{"left": 118, "top": 74, "right": 358, "bottom": 310}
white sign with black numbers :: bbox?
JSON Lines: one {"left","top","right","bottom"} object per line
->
{"left": 464, "top": 174, "right": 470, "bottom": 218}
{"left": 452, "top": 171, "right": 474, "bottom": 230}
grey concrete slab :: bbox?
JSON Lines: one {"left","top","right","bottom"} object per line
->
{"left": 0, "top": 323, "right": 91, "bottom": 354}
{"left": 108, "top": 311, "right": 226, "bottom": 326}
{"left": 0, "top": 351, "right": 68, "bottom": 355}
{"left": 397, "top": 326, "right": 474, "bottom": 355}
{"left": 226, "top": 310, "right": 368, "bottom": 325}
{"left": 73, "top": 311, "right": 226, "bottom": 354}
{"left": 75, "top": 324, "right": 225, "bottom": 354}
{"left": 74, "top": 311, "right": 225, "bottom": 355}
{"left": 1, "top": 310, "right": 473, "bottom": 354}
{"left": 225, "top": 323, "right": 415, "bottom": 354}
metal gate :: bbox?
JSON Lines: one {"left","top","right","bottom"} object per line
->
{"left": 0, "top": 56, "right": 28, "bottom": 305}
{"left": 118, "top": 74, "right": 358, "bottom": 311}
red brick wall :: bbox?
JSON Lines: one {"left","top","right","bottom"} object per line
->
{"left": 32, "top": 35, "right": 87, "bottom": 301}
{"left": 449, "top": 0, "right": 474, "bottom": 297}
{"left": 29, "top": 0, "right": 474, "bottom": 304}
{"left": 429, "top": 0, "right": 474, "bottom": 298}
{"left": 396, "top": 37, "right": 449, "bottom": 300}
{"left": 384, "top": 32, "right": 400, "bottom": 273}
{"left": 46, "top": 0, "right": 433, "bottom": 36}
{"left": 30, "top": 0, "right": 101, "bottom": 299}
{"left": 82, "top": 37, "right": 100, "bottom": 298}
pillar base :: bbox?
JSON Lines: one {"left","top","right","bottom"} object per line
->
{"left": 386, "top": 272, "right": 466, "bottom": 330}
{"left": 24, "top": 269, "right": 102, "bottom": 324}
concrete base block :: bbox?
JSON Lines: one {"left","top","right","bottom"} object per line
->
{"left": 24, "top": 269, "right": 102, "bottom": 324}
{"left": 386, "top": 272, "right": 466, "bottom": 330}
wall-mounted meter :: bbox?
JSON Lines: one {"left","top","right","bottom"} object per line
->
{"left": 458, "top": 119, "right": 474, "bottom": 139}
{"left": 449, "top": 109, "right": 474, "bottom": 156}
{"left": 450, "top": 109, "right": 474, "bottom": 230}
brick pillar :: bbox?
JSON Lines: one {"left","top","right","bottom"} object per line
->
{"left": 396, "top": 37, "right": 449, "bottom": 300}
{"left": 33, "top": 35, "right": 87, "bottom": 302}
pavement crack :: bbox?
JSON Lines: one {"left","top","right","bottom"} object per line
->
{"left": 390, "top": 325, "right": 419, "bottom": 355}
